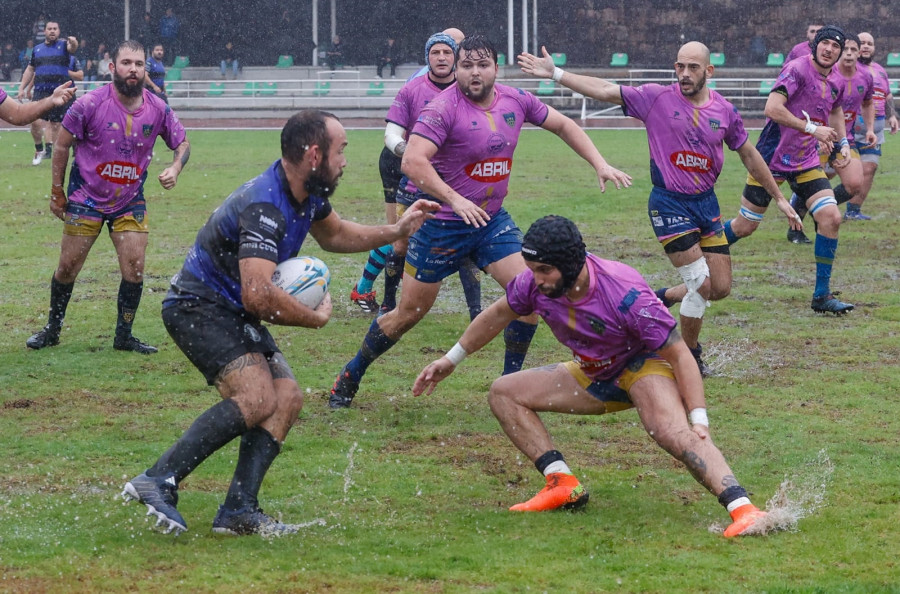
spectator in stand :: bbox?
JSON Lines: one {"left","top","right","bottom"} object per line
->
{"left": 220, "top": 41, "right": 239, "bottom": 78}
{"left": 159, "top": 7, "right": 180, "bottom": 64}
{"left": 76, "top": 39, "right": 93, "bottom": 80}
{"left": 135, "top": 12, "right": 155, "bottom": 49}
{"left": 377, "top": 37, "right": 399, "bottom": 78}
{"left": 786, "top": 21, "right": 823, "bottom": 62}
{"left": 96, "top": 51, "right": 112, "bottom": 82}
{"left": 19, "top": 39, "right": 35, "bottom": 71}
{"left": 326, "top": 35, "right": 344, "bottom": 70}
{"left": 0, "top": 43, "right": 14, "bottom": 81}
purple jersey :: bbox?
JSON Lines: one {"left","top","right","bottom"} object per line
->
{"left": 62, "top": 84, "right": 186, "bottom": 213}
{"left": 829, "top": 66, "right": 874, "bottom": 137}
{"left": 861, "top": 61, "right": 890, "bottom": 118}
{"left": 387, "top": 74, "right": 448, "bottom": 195}
{"left": 762, "top": 56, "right": 844, "bottom": 173}
{"left": 0, "top": 88, "right": 6, "bottom": 105}
{"left": 506, "top": 253, "right": 677, "bottom": 382}
{"left": 621, "top": 83, "right": 748, "bottom": 194}
{"left": 409, "top": 82, "right": 549, "bottom": 220}
{"left": 786, "top": 40, "right": 811, "bottom": 63}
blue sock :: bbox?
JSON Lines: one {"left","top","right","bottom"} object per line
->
{"left": 381, "top": 251, "right": 404, "bottom": 311}
{"left": 503, "top": 320, "right": 538, "bottom": 375}
{"left": 458, "top": 259, "right": 482, "bottom": 321}
{"left": 357, "top": 245, "right": 392, "bottom": 294}
{"left": 813, "top": 234, "right": 838, "bottom": 298}
{"left": 344, "top": 318, "right": 397, "bottom": 383}
{"left": 723, "top": 219, "right": 739, "bottom": 245}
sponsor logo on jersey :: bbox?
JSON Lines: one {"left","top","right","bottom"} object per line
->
{"left": 259, "top": 213, "right": 279, "bottom": 233}
{"left": 709, "top": 118, "right": 720, "bottom": 131}
{"left": 96, "top": 161, "right": 143, "bottom": 184}
{"left": 617, "top": 287, "right": 640, "bottom": 313}
{"left": 503, "top": 112, "right": 516, "bottom": 127}
{"left": 670, "top": 151, "right": 711, "bottom": 173}
{"left": 487, "top": 132, "right": 506, "bottom": 154}
{"left": 142, "top": 124, "right": 154, "bottom": 137}
{"left": 465, "top": 158, "right": 512, "bottom": 182}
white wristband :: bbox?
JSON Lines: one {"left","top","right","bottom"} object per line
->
{"left": 551, "top": 67, "right": 564, "bottom": 82}
{"left": 689, "top": 408, "right": 709, "bottom": 427}
{"left": 445, "top": 342, "right": 467, "bottom": 366}
{"left": 804, "top": 121, "right": 818, "bottom": 135}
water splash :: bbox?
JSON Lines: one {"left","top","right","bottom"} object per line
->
{"left": 710, "top": 449, "right": 834, "bottom": 535}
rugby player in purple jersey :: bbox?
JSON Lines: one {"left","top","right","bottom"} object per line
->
{"left": 26, "top": 40, "right": 190, "bottom": 353}
{"left": 520, "top": 41, "right": 798, "bottom": 374}
{"left": 414, "top": 215, "right": 767, "bottom": 537}
{"left": 330, "top": 35, "right": 631, "bottom": 409}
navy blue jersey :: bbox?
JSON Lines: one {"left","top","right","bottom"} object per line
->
{"left": 146, "top": 55, "right": 166, "bottom": 90}
{"left": 165, "top": 160, "right": 333, "bottom": 313}
{"left": 31, "top": 40, "right": 70, "bottom": 94}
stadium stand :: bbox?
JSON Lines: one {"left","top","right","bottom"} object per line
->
{"left": 536, "top": 80, "right": 556, "bottom": 96}
{"left": 551, "top": 53, "right": 567, "bottom": 66}
{"left": 207, "top": 81, "right": 225, "bottom": 96}
{"left": 276, "top": 55, "right": 294, "bottom": 68}
{"left": 710, "top": 52, "right": 725, "bottom": 67}
{"left": 173, "top": 56, "right": 190, "bottom": 68}
{"left": 758, "top": 80, "right": 774, "bottom": 95}
{"left": 498, "top": 53, "right": 506, "bottom": 66}
{"left": 165, "top": 68, "right": 182, "bottom": 81}
{"left": 367, "top": 81, "right": 385, "bottom": 96}
{"left": 887, "top": 52, "right": 900, "bottom": 66}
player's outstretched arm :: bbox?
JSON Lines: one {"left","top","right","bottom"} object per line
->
{"left": 158, "top": 140, "right": 190, "bottom": 190}
{"left": 413, "top": 297, "right": 519, "bottom": 396}
{"left": 310, "top": 199, "right": 438, "bottom": 254}
{"left": 540, "top": 108, "right": 632, "bottom": 192}
{"left": 0, "top": 82, "right": 75, "bottom": 126}
{"left": 402, "top": 134, "right": 490, "bottom": 227}
{"left": 735, "top": 142, "right": 801, "bottom": 230}
{"left": 518, "top": 46, "right": 624, "bottom": 105}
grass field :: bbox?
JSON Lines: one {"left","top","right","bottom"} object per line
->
{"left": 1, "top": 124, "right": 899, "bottom": 593}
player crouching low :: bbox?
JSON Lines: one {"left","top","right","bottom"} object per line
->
{"left": 413, "top": 215, "right": 767, "bottom": 537}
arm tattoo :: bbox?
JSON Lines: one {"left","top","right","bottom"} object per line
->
{"left": 175, "top": 143, "right": 191, "bottom": 168}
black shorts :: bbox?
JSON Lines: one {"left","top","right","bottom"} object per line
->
{"left": 162, "top": 296, "right": 280, "bottom": 385}
{"left": 33, "top": 90, "right": 73, "bottom": 123}
{"left": 379, "top": 147, "right": 403, "bottom": 203}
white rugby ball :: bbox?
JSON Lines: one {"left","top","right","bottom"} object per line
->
{"left": 272, "top": 256, "right": 331, "bottom": 309}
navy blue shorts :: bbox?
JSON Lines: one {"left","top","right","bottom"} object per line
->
{"left": 404, "top": 208, "right": 522, "bottom": 283}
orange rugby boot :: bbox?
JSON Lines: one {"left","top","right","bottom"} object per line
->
{"left": 509, "top": 472, "right": 589, "bottom": 512}
{"left": 723, "top": 503, "right": 767, "bottom": 537}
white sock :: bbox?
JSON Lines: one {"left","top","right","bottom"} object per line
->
{"left": 726, "top": 497, "right": 752, "bottom": 513}
{"left": 543, "top": 460, "right": 572, "bottom": 476}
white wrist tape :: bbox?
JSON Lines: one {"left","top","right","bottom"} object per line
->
{"left": 445, "top": 342, "right": 468, "bottom": 366}
{"left": 689, "top": 408, "right": 709, "bottom": 426}
{"left": 551, "top": 67, "right": 564, "bottom": 82}
{"left": 802, "top": 110, "right": 818, "bottom": 135}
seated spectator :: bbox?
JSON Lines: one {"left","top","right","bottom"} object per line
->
{"left": 220, "top": 40, "right": 239, "bottom": 78}
{"left": 376, "top": 37, "right": 399, "bottom": 78}
{"left": 96, "top": 50, "right": 112, "bottom": 81}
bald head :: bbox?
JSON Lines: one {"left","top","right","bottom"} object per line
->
{"left": 858, "top": 31, "right": 875, "bottom": 63}
{"left": 443, "top": 27, "right": 465, "bottom": 44}
{"left": 677, "top": 41, "right": 711, "bottom": 66}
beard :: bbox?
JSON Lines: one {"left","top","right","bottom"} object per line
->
{"left": 859, "top": 54, "right": 873, "bottom": 65}
{"left": 537, "top": 278, "right": 566, "bottom": 299}
{"left": 680, "top": 74, "right": 706, "bottom": 97}
{"left": 113, "top": 71, "right": 145, "bottom": 98}
{"left": 304, "top": 158, "right": 339, "bottom": 199}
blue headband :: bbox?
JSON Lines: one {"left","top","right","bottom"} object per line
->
{"left": 425, "top": 33, "right": 458, "bottom": 70}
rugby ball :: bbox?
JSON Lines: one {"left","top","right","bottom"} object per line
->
{"left": 272, "top": 256, "right": 331, "bottom": 309}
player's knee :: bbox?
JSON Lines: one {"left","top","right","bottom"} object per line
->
{"left": 488, "top": 376, "right": 517, "bottom": 410}
{"left": 281, "top": 385, "right": 305, "bottom": 418}
{"left": 677, "top": 258, "right": 710, "bottom": 319}
{"left": 708, "top": 277, "right": 731, "bottom": 301}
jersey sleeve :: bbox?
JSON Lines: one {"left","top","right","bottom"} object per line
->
{"left": 505, "top": 271, "right": 537, "bottom": 316}
{"left": 237, "top": 202, "right": 288, "bottom": 262}
{"left": 410, "top": 95, "right": 452, "bottom": 147}
{"left": 522, "top": 89, "right": 549, "bottom": 126}
{"left": 724, "top": 104, "right": 750, "bottom": 151}
{"left": 773, "top": 61, "right": 802, "bottom": 98}
{"left": 386, "top": 84, "right": 413, "bottom": 129}
{"left": 619, "top": 285, "right": 678, "bottom": 352}
{"left": 160, "top": 105, "right": 187, "bottom": 150}
{"left": 61, "top": 95, "right": 88, "bottom": 140}
{"left": 620, "top": 83, "right": 662, "bottom": 122}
